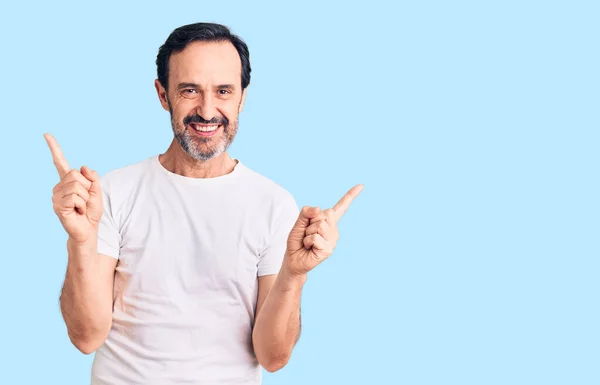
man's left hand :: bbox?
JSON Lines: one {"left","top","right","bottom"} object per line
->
{"left": 283, "top": 184, "right": 364, "bottom": 277}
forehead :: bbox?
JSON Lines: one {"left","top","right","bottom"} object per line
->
{"left": 168, "top": 41, "right": 242, "bottom": 86}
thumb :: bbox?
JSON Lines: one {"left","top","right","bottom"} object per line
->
{"left": 80, "top": 166, "right": 103, "bottom": 224}
{"left": 81, "top": 166, "right": 101, "bottom": 193}
{"left": 287, "top": 206, "right": 321, "bottom": 251}
{"left": 294, "top": 206, "right": 321, "bottom": 230}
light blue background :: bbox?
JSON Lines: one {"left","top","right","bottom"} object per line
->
{"left": 0, "top": 0, "right": 598, "bottom": 384}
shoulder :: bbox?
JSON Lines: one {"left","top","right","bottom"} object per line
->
{"left": 99, "top": 156, "right": 155, "bottom": 196}
{"left": 238, "top": 162, "right": 297, "bottom": 208}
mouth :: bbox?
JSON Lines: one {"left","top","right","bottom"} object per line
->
{"left": 188, "top": 123, "right": 221, "bottom": 137}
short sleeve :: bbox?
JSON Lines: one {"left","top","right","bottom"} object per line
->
{"left": 258, "top": 191, "right": 299, "bottom": 276}
{"left": 97, "top": 180, "right": 121, "bottom": 259}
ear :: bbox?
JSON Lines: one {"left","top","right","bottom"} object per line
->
{"left": 155, "top": 79, "right": 170, "bottom": 112}
{"left": 238, "top": 87, "right": 248, "bottom": 113}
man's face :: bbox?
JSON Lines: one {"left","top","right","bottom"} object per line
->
{"left": 155, "top": 41, "right": 246, "bottom": 161}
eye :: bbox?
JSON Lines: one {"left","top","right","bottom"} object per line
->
{"left": 181, "top": 89, "right": 199, "bottom": 99}
{"left": 218, "top": 89, "right": 231, "bottom": 96}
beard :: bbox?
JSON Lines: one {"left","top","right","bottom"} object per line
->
{"left": 169, "top": 108, "right": 239, "bottom": 162}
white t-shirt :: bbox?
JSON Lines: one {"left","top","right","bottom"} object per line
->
{"left": 90, "top": 155, "right": 299, "bottom": 385}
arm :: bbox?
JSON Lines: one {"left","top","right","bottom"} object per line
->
{"left": 252, "top": 265, "right": 306, "bottom": 372}
{"left": 44, "top": 133, "right": 118, "bottom": 354}
{"left": 60, "top": 239, "right": 117, "bottom": 354}
{"left": 252, "top": 186, "right": 364, "bottom": 372}
{"left": 44, "top": 134, "right": 117, "bottom": 354}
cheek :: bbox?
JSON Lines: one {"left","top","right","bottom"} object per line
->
{"left": 170, "top": 100, "right": 195, "bottom": 122}
{"left": 222, "top": 99, "right": 242, "bottom": 117}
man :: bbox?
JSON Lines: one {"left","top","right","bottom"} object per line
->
{"left": 45, "top": 22, "right": 362, "bottom": 384}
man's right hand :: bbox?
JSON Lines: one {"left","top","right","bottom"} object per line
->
{"left": 45, "top": 133, "right": 103, "bottom": 244}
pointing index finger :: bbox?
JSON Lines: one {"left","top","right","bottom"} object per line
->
{"left": 333, "top": 184, "right": 364, "bottom": 220}
{"left": 44, "top": 133, "right": 71, "bottom": 179}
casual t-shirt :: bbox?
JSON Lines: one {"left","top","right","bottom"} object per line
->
{"left": 90, "top": 155, "right": 299, "bottom": 385}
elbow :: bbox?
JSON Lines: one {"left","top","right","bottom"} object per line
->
{"left": 261, "top": 354, "right": 291, "bottom": 373}
{"left": 68, "top": 328, "right": 110, "bottom": 355}
{"left": 253, "top": 340, "right": 291, "bottom": 372}
{"left": 252, "top": 331, "right": 292, "bottom": 372}
{"left": 70, "top": 334, "right": 107, "bottom": 355}
{"left": 263, "top": 360, "right": 288, "bottom": 373}
{"left": 72, "top": 340, "right": 97, "bottom": 355}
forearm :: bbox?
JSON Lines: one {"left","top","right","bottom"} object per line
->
{"left": 60, "top": 238, "right": 113, "bottom": 353}
{"left": 252, "top": 263, "right": 306, "bottom": 372}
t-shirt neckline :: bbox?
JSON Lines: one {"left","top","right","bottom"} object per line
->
{"left": 152, "top": 154, "right": 244, "bottom": 185}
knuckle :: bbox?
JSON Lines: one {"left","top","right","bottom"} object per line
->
{"left": 60, "top": 181, "right": 74, "bottom": 194}
{"left": 73, "top": 181, "right": 86, "bottom": 194}
{"left": 75, "top": 182, "right": 86, "bottom": 193}
{"left": 62, "top": 172, "right": 74, "bottom": 183}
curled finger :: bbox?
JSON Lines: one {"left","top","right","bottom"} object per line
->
{"left": 306, "top": 219, "right": 332, "bottom": 240}
{"left": 56, "top": 193, "right": 87, "bottom": 216}
{"left": 55, "top": 169, "right": 93, "bottom": 192}
{"left": 303, "top": 233, "right": 327, "bottom": 250}
{"left": 60, "top": 180, "right": 91, "bottom": 202}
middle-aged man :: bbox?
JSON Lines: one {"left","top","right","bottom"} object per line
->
{"left": 45, "top": 22, "right": 363, "bottom": 384}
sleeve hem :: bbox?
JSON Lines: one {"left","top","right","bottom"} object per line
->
{"left": 98, "top": 245, "right": 119, "bottom": 260}
{"left": 257, "top": 265, "right": 282, "bottom": 276}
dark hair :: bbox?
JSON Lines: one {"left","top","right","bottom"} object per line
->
{"left": 156, "top": 22, "right": 251, "bottom": 91}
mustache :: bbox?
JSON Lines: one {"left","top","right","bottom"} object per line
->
{"left": 183, "top": 115, "right": 229, "bottom": 127}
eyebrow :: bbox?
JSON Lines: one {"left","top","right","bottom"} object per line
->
{"left": 176, "top": 83, "right": 236, "bottom": 90}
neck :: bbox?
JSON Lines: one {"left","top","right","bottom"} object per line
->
{"left": 159, "top": 139, "right": 238, "bottom": 178}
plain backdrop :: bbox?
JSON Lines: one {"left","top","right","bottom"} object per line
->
{"left": 0, "top": 1, "right": 598, "bottom": 384}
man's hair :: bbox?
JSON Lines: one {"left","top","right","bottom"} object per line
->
{"left": 156, "top": 22, "right": 251, "bottom": 91}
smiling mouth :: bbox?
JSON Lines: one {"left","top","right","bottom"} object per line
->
{"left": 188, "top": 123, "right": 221, "bottom": 137}
{"left": 189, "top": 123, "right": 219, "bottom": 132}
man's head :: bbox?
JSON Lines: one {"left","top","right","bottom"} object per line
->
{"left": 155, "top": 23, "right": 251, "bottom": 161}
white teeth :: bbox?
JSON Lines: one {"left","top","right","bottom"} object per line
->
{"left": 193, "top": 125, "right": 219, "bottom": 132}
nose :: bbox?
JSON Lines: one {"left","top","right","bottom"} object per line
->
{"left": 196, "top": 94, "right": 217, "bottom": 122}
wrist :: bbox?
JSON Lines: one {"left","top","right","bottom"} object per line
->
{"left": 279, "top": 261, "right": 308, "bottom": 289}
{"left": 67, "top": 236, "right": 96, "bottom": 249}
{"left": 67, "top": 237, "right": 98, "bottom": 264}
